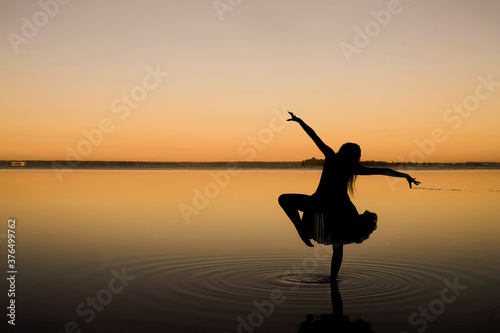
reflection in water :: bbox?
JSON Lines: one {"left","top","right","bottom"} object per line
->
{"left": 297, "top": 280, "right": 374, "bottom": 333}
{"left": 1, "top": 170, "right": 500, "bottom": 332}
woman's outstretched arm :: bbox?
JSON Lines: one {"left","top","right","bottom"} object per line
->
{"left": 356, "top": 166, "right": 421, "bottom": 188}
{"left": 287, "top": 112, "right": 334, "bottom": 157}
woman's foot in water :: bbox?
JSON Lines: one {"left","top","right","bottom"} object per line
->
{"left": 298, "top": 227, "right": 314, "bottom": 247}
{"left": 301, "top": 235, "right": 314, "bottom": 247}
{"left": 289, "top": 219, "right": 313, "bottom": 247}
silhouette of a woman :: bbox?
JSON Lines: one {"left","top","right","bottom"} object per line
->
{"left": 279, "top": 112, "right": 420, "bottom": 279}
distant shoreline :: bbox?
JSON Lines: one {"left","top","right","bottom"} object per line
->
{"left": 1, "top": 160, "right": 499, "bottom": 170}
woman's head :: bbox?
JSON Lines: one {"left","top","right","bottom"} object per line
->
{"left": 338, "top": 142, "right": 361, "bottom": 166}
{"left": 338, "top": 142, "right": 361, "bottom": 194}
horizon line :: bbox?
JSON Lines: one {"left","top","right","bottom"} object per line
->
{"left": 2, "top": 160, "right": 500, "bottom": 164}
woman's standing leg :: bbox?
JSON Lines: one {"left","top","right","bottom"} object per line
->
{"left": 331, "top": 244, "right": 343, "bottom": 281}
{"left": 278, "top": 193, "right": 314, "bottom": 247}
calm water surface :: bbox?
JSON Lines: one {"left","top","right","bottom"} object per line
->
{"left": 1, "top": 169, "right": 499, "bottom": 332}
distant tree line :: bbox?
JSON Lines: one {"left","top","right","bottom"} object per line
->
{"left": 0, "top": 159, "right": 498, "bottom": 169}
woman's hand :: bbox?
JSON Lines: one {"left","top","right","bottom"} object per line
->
{"left": 405, "top": 174, "right": 421, "bottom": 188}
{"left": 287, "top": 111, "right": 301, "bottom": 122}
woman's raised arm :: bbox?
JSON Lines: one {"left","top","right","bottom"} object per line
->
{"left": 287, "top": 112, "right": 334, "bottom": 157}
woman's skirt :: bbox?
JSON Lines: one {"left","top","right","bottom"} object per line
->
{"left": 302, "top": 210, "right": 378, "bottom": 245}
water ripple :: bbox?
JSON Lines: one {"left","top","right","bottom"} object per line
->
{"left": 112, "top": 250, "right": 492, "bottom": 318}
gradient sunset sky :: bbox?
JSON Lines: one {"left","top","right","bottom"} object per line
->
{"left": 1, "top": 0, "right": 499, "bottom": 162}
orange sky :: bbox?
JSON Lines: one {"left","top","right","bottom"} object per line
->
{"left": 1, "top": 0, "right": 499, "bottom": 162}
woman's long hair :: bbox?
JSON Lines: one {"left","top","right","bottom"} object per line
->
{"left": 338, "top": 143, "right": 361, "bottom": 195}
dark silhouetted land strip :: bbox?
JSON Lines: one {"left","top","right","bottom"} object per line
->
{"left": 1, "top": 159, "right": 499, "bottom": 170}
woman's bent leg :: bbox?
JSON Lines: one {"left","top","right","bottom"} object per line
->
{"left": 278, "top": 193, "right": 314, "bottom": 247}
